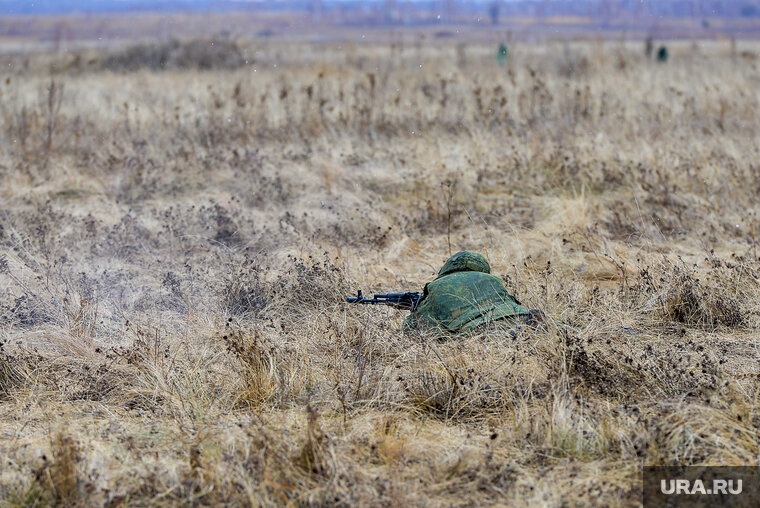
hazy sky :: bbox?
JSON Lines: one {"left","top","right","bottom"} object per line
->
{"left": 3, "top": 0, "right": 472, "bottom": 15}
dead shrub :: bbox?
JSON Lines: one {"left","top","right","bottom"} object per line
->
{"left": 280, "top": 256, "right": 353, "bottom": 306}
{"left": 557, "top": 50, "right": 590, "bottom": 78}
{"left": 220, "top": 260, "right": 269, "bottom": 317}
{"left": 223, "top": 327, "right": 275, "bottom": 410}
{"left": 370, "top": 415, "right": 406, "bottom": 467}
{"left": 405, "top": 365, "right": 459, "bottom": 417}
{"left": 69, "top": 361, "right": 123, "bottom": 402}
{"left": 103, "top": 38, "right": 245, "bottom": 72}
{"left": 404, "top": 360, "right": 513, "bottom": 421}
{"left": 658, "top": 264, "right": 745, "bottom": 328}
{"left": 34, "top": 432, "right": 79, "bottom": 505}
{"left": 567, "top": 339, "right": 647, "bottom": 399}
{"left": 295, "top": 404, "right": 330, "bottom": 477}
{"left": 109, "top": 325, "right": 172, "bottom": 412}
{"left": 2, "top": 294, "right": 53, "bottom": 328}
{"left": 267, "top": 256, "right": 354, "bottom": 327}
{"left": 0, "top": 344, "right": 23, "bottom": 399}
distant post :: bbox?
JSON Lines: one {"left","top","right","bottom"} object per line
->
{"left": 497, "top": 43, "right": 508, "bottom": 65}
{"left": 457, "top": 43, "right": 467, "bottom": 68}
{"left": 657, "top": 45, "right": 668, "bottom": 63}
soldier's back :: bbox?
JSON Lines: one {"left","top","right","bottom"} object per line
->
{"left": 408, "top": 270, "right": 528, "bottom": 333}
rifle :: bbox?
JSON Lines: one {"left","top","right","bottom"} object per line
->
{"left": 345, "top": 290, "right": 422, "bottom": 311}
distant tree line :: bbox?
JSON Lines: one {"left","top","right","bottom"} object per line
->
{"left": 3, "top": 0, "right": 760, "bottom": 20}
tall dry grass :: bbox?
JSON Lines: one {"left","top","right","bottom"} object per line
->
{"left": 1, "top": 37, "right": 760, "bottom": 506}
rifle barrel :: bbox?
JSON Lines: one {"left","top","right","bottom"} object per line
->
{"left": 345, "top": 297, "right": 386, "bottom": 304}
{"left": 345, "top": 290, "right": 422, "bottom": 309}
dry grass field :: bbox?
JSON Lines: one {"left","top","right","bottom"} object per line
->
{"left": 2, "top": 34, "right": 760, "bottom": 506}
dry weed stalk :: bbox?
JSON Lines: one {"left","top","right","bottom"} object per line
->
{"left": 223, "top": 326, "right": 276, "bottom": 410}
{"left": 296, "top": 404, "right": 330, "bottom": 477}
{"left": 30, "top": 432, "right": 79, "bottom": 506}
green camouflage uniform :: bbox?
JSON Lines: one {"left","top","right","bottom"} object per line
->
{"left": 404, "top": 251, "right": 529, "bottom": 333}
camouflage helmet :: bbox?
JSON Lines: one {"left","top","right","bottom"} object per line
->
{"left": 438, "top": 251, "right": 491, "bottom": 278}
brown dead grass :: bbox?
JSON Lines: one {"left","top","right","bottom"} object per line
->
{"left": 1, "top": 36, "right": 760, "bottom": 506}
